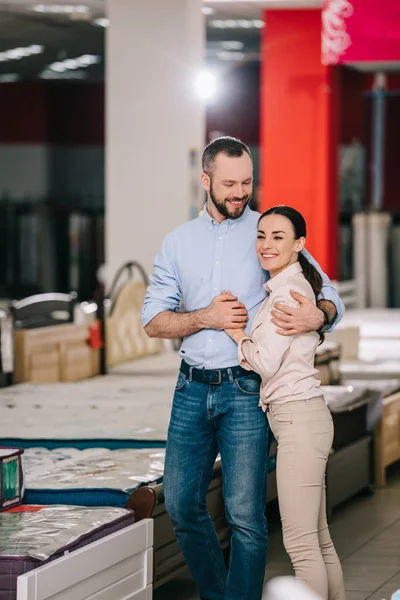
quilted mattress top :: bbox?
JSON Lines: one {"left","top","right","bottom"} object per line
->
{"left": 23, "top": 447, "right": 165, "bottom": 492}
{"left": 0, "top": 373, "right": 174, "bottom": 440}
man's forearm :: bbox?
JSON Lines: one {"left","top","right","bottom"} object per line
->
{"left": 144, "top": 309, "right": 209, "bottom": 339}
{"left": 317, "top": 299, "right": 337, "bottom": 325}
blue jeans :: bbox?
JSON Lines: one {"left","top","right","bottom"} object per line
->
{"left": 163, "top": 368, "right": 270, "bottom": 600}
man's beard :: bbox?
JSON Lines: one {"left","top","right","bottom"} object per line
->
{"left": 209, "top": 180, "right": 251, "bottom": 220}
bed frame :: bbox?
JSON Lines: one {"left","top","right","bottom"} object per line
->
{"left": 374, "top": 390, "right": 400, "bottom": 487}
{"left": 16, "top": 518, "right": 153, "bottom": 600}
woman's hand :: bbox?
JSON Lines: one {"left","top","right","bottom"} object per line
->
{"left": 220, "top": 290, "right": 247, "bottom": 343}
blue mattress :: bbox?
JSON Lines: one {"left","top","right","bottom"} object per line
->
{"left": 0, "top": 439, "right": 166, "bottom": 450}
{"left": 22, "top": 448, "right": 165, "bottom": 508}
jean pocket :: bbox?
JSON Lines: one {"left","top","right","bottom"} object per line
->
{"left": 175, "top": 372, "right": 187, "bottom": 391}
{"left": 234, "top": 376, "right": 261, "bottom": 396}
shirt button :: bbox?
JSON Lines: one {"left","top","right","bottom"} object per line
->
{"left": 208, "top": 338, "right": 212, "bottom": 343}
{"left": 218, "top": 236, "right": 222, "bottom": 240}
{"left": 215, "top": 261, "right": 219, "bottom": 265}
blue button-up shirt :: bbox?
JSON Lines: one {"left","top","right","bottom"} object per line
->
{"left": 142, "top": 206, "right": 344, "bottom": 369}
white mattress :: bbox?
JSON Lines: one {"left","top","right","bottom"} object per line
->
{"left": 340, "top": 359, "right": 400, "bottom": 380}
{"left": 23, "top": 447, "right": 165, "bottom": 492}
{"left": 0, "top": 373, "right": 175, "bottom": 441}
{"left": 337, "top": 309, "right": 400, "bottom": 339}
{"left": 110, "top": 351, "right": 181, "bottom": 376}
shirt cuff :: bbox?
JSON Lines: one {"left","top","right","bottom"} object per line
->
{"left": 237, "top": 336, "right": 255, "bottom": 370}
{"left": 317, "top": 290, "right": 344, "bottom": 332}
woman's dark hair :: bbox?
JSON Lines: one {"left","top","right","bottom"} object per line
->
{"left": 258, "top": 205, "right": 324, "bottom": 341}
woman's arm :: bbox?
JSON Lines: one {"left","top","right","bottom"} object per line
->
{"left": 226, "top": 284, "right": 299, "bottom": 379}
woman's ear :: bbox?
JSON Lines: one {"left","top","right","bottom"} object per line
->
{"left": 201, "top": 172, "right": 210, "bottom": 193}
{"left": 295, "top": 237, "right": 306, "bottom": 253}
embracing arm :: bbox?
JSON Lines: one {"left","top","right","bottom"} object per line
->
{"left": 226, "top": 286, "right": 297, "bottom": 379}
{"left": 142, "top": 235, "right": 248, "bottom": 339}
{"left": 302, "top": 249, "right": 344, "bottom": 330}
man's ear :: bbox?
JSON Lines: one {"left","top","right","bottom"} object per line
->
{"left": 201, "top": 172, "right": 210, "bottom": 193}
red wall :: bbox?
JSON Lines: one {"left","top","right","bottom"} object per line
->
{"left": 260, "top": 9, "right": 339, "bottom": 278}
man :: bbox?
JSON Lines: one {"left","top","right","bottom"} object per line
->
{"left": 142, "top": 137, "right": 343, "bottom": 600}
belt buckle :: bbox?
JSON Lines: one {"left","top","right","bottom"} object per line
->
{"left": 205, "top": 370, "right": 222, "bottom": 385}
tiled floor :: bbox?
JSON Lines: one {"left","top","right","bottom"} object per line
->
{"left": 153, "top": 465, "right": 400, "bottom": 600}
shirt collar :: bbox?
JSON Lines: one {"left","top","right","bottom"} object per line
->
{"left": 265, "top": 261, "right": 302, "bottom": 293}
{"left": 200, "top": 202, "right": 250, "bottom": 231}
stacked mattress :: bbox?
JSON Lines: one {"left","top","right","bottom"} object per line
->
{"left": 22, "top": 447, "right": 165, "bottom": 507}
{"left": 0, "top": 505, "right": 135, "bottom": 600}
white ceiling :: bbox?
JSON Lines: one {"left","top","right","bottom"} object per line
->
{"left": 0, "top": 0, "right": 322, "bottom": 81}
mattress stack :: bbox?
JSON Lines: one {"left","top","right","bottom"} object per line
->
{"left": 0, "top": 505, "right": 135, "bottom": 600}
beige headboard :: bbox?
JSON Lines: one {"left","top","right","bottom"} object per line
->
{"left": 105, "top": 280, "right": 162, "bottom": 367}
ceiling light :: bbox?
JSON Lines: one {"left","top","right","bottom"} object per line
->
{"left": 195, "top": 69, "right": 216, "bottom": 101}
{"left": 0, "top": 45, "right": 43, "bottom": 62}
{"left": 93, "top": 17, "right": 109, "bottom": 27}
{"left": 0, "top": 74, "right": 19, "bottom": 82}
{"left": 33, "top": 4, "right": 89, "bottom": 14}
{"left": 209, "top": 19, "right": 264, "bottom": 29}
{"left": 217, "top": 51, "right": 245, "bottom": 62}
{"left": 40, "top": 69, "right": 86, "bottom": 80}
{"left": 202, "top": 7, "right": 215, "bottom": 15}
{"left": 221, "top": 41, "right": 244, "bottom": 50}
{"left": 48, "top": 54, "right": 100, "bottom": 72}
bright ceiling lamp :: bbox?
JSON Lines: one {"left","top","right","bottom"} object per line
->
{"left": 49, "top": 54, "right": 100, "bottom": 72}
{"left": 202, "top": 6, "right": 215, "bottom": 14}
{"left": 195, "top": 69, "right": 216, "bottom": 101}
{"left": 93, "top": 17, "right": 109, "bottom": 27}
{"left": 33, "top": 4, "right": 89, "bottom": 14}
{"left": 210, "top": 19, "right": 264, "bottom": 28}
{"left": 0, "top": 45, "right": 43, "bottom": 62}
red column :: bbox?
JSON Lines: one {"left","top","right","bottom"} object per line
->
{"left": 260, "top": 9, "right": 339, "bottom": 278}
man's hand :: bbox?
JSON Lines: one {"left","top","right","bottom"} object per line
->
{"left": 204, "top": 292, "right": 248, "bottom": 331}
{"left": 270, "top": 290, "right": 324, "bottom": 336}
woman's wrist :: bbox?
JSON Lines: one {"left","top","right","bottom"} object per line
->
{"left": 227, "top": 329, "right": 247, "bottom": 344}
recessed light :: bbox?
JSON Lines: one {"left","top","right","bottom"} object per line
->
{"left": 0, "top": 45, "right": 44, "bottom": 62}
{"left": 217, "top": 51, "right": 245, "bottom": 62}
{"left": 93, "top": 17, "right": 109, "bottom": 27}
{"left": 221, "top": 41, "right": 244, "bottom": 51}
{"left": 209, "top": 19, "right": 265, "bottom": 29}
{"left": 48, "top": 54, "right": 100, "bottom": 72}
{"left": 33, "top": 4, "right": 89, "bottom": 14}
{"left": 201, "top": 7, "right": 215, "bottom": 15}
{"left": 0, "top": 74, "right": 19, "bottom": 82}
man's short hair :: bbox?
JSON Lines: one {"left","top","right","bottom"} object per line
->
{"left": 202, "top": 136, "right": 252, "bottom": 176}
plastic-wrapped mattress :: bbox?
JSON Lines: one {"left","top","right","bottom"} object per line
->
{"left": 0, "top": 505, "right": 135, "bottom": 600}
{"left": 22, "top": 448, "right": 165, "bottom": 507}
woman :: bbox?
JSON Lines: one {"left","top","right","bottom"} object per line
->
{"left": 225, "top": 206, "right": 346, "bottom": 600}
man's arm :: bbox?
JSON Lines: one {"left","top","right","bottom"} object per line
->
{"left": 270, "top": 250, "right": 344, "bottom": 336}
{"left": 145, "top": 294, "right": 248, "bottom": 339}
{"left": 302, "top": 249, "right": 344, "bottom": 329}
{"left": 142, "top": 235, "right": 248, "bottom": 339}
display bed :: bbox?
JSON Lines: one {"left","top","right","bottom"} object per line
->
{"left": 0, "top": 505, "right": 153, "bottom": 600}
{"left": 342, "top": 378, "right": 400, "bottom": 487}
{"left": 0, "top": 374, "right": 174, "bottom": 448}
